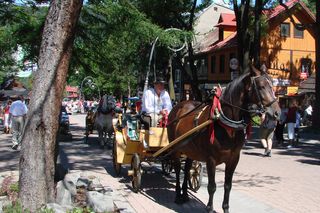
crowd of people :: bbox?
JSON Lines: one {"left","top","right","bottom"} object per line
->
{"left": 62, "top": 99, "right": 100, "bottom": 114}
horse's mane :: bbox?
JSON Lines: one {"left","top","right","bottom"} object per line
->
{"left": 222, "top": 72, "right": 251, "bottom": 102}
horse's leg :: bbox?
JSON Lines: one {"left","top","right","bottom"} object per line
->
{"left": 98, "top": 129, "right": 104, "bottom": 148}
{"left": 181, "top": 158, "right": 192, "bottom": 202}
{"left": 222, "top": 154, "right": 240, "bottom": 213}
{"left": 107, "top": 130, "right": 114, "bottom": 149}
{"left": 173, "top": 157, "right": 182, "bottom": 204}
{"left": 206, "top": 157, "right": 217, "bottom": 213}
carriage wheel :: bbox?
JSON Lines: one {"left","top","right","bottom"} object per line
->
{"left": 188, "top": 161, "right": 203, "bottom": 192}
{"left": 112, "top": 139, "right": 121, "bottom": 176}
{"left": 161, "top": 159, "right": 173, "bottom": 175}
{"left": 131, "top": 153, "right": 142, "bottom": 193}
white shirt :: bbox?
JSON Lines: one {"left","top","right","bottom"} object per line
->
{"left": 9, "top": 100, "right": 28, "bottom": 116}
{"left": 141, "top": 88, "right": 172, "bottom": 114}
{"left": 305, "top": 105, "right": 312, "bottom": 115}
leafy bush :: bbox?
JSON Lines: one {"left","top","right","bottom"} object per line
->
{"left": 0, "top": 176, "right": 19, "bottom": 202}
{"left": 67, "top": 207, "right": 95, "bottom": 213}
{"left": 2, "top": 201, "right": 28, "bottom": 213}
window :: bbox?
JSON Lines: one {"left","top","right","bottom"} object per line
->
{"left": 280, "top": 23, "right": 290, "bottom": 37}
{"left": 294, "top": 24, "right": 304, "bottom": 38}
{"left": 220, "top": 55, "right": 225, "bottom": 73}
{"left": 211, "top": 55, "right": 216, "bottom": 73}
{"left": 300, "top": 58, "right": 312, "bottom": 79}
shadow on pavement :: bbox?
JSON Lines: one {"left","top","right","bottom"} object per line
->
{"left": 140, "top": 171, "right": 207, "bottom": 213}
{"left": 0, "top": 133, "right": 20, "bottom": 172}
{"left": 243, "top": 126, "right": 320, "bottom": 166}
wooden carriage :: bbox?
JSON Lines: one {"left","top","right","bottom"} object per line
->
{"left": 112, "top": 113, "right": 204, "bottom": 192}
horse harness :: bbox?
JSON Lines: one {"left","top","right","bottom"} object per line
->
{"left": 216, "top": 75, "right": 277, "bottom": 127}
{"left": 251, "top": 75, "right": 278, "bottom": 110}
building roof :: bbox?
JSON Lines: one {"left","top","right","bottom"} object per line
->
{"left": 202, "top": 32, "right": 237, "bottom": 53}
{"left": 65, "top": 86, "right": 78, "bottom": 93}
{"left": 215, "top": 13, "right": 236, "bottom": 27}
{"left": 263, "top": 0, "right": 315, "bottom": 22}
{"left": 193, "top": 3, "right": 233, "bottom": 53}
{"left": 200, "top": 0, "right": 315, "bottom": 54}
{"left": 194, "top": 28, "right": 220, "bottom": 53}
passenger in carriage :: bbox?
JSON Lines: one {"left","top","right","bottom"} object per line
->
{"left": 141, "top": 75, "right": 172, "bottom": 128}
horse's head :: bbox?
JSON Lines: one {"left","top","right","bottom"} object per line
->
{"left": 247, "top": 65, "right": 281, "bottom": 120}
{"left": 98, "top": 95, "right": 116, "bottom": 114}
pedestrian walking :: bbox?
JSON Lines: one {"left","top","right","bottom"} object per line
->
{"left": 286, "top": 100, "right": 298, "bottom": 149}
{"left": 9, "top": 96, "right": 28, "bottom": 150}
{"left": 294, "top": 109, "right": 301, "bottom": 146}
{"left": 275, "top": 103, "right": 288, "bottom": 146}
{"left": 260, "top": 112, "right": 277, "bottom": 157}
{"left": 3, "top": 99, "right": 12, "bottom": 134}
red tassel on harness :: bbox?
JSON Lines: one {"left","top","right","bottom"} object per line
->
{"left": 158, "top": 111, "right": 169, "bottom": 127}
{"left": 209, "top": 87, "right": 222, "bottom": 144}
{"left": 246, "top": 121, "right": 252, "bottom": 139}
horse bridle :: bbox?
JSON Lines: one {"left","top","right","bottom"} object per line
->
{"left": 216, "top": 75, "right": 278, "bottom": 127}
{"left": 251, "top": 75, "right": 278, "bottom": 112}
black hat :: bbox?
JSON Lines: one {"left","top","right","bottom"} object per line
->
{"left": 153, "top": 75, "right": 166, "bottom": 84}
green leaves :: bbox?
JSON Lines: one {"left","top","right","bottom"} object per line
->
{"left": 69, "top": 0, "right": 163, "bottom": 96}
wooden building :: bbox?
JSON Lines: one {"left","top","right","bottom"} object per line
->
{"left": 197, "top": 0, "right": 316, "bottom": 96}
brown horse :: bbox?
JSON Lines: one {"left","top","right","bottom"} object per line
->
{"left": 167, "top": 66, "right": 280, "bottom": 213}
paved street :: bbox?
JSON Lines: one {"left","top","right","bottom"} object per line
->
{"left": 1, "top": 114, "right": 319, "bottom": 213}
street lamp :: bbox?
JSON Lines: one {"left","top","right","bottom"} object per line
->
{"left": 80, "top": 76, "right": 101, "bottom": 100}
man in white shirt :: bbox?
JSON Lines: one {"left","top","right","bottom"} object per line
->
{"left": 142, "top": 75, "right": 172, "bottom": 127}
{"left": 9, "top": 95, "right": 28, "bottom": 150}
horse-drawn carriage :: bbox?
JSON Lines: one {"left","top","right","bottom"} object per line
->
{"left": 112, "top": 66, "right": 280, "bottom": 212}
{"left": 112, "top": 113, "right": 204, "bottom": 192}
{"left": 85, "top": 95, "right": 119, "bottom": 148}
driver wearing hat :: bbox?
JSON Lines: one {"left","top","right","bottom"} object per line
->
{"left": 141, "top": 75, "right": 172, "bottom": 127}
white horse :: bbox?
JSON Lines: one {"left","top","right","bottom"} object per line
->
{"left": 94, "top": 95, "right": 116, "bottom": 148}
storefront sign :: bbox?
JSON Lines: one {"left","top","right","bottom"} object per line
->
{"left": 300, "top": 72, "right": 308, "bottom": 80}
{"left": 272, "top": 78, "right": 290, "bottom": 86}
{"left": 287, "top": 86, "right": 298, "bottom": 95}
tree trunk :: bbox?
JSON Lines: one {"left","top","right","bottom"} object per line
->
{"left": 19, "top": 0, "right": 83, "bottom": 211}
{"left": 252, "top": 0, "right": 263, "bottom": 68}
{"left": 313, "top": 0, "right": 320, "bottom": 128}
{"left": 234, "top": 0, "right": 251, "bottom": 73}
{"left": 186, "top": 0, "right": 202, "bottom": 101}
